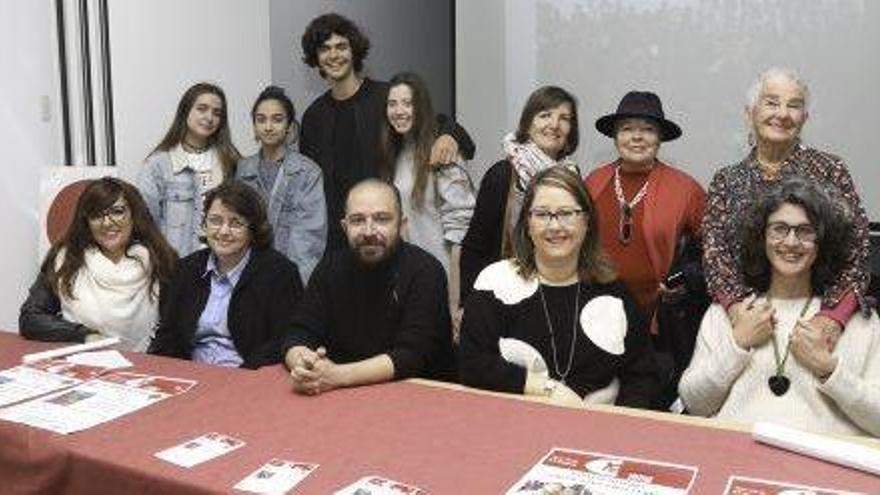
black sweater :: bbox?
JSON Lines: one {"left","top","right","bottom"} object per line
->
{"left": 459, "top": 262, "right": 661, "bottom": 409}
{"left": 149, "top": 247, "right": 303, "bottom": 369}
{"left": 281, "top": 242, "right": 454, "bottom": 381}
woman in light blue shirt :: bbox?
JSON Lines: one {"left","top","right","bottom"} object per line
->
{"left": 236, "top": 86, "right": 326, "bottom": 284}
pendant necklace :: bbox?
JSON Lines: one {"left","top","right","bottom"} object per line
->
{"left": 614, "top": 165, "right": 650, "bottom": 245}
{"left": 538, "top": 282, "right": 580, "bottom": 384}
{"left": 767, "top": 296, "right": 812, "bottom": 396}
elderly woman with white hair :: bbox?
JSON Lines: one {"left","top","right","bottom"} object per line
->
{"left": 702, "top": 67, "right": 870, "bottom": 351}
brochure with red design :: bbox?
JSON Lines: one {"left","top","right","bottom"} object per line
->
{"left": 234, "top": 459, "right": 319, "bottom": 494}
{"left": 723, "top": 475, "right": 863, "bottom": 495}
{"left": 505, "top": 447, "right": 698, "bottom": 494}
{"left": 0, "top": 359, "right": 106, "bottom": 407}
{"left": 334, "top": 475, "right": 427, "bottom": 495}
{"left": 0, "top": 370, "right": 196, "bottom": 434}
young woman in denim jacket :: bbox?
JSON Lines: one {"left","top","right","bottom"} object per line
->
{"left": 235, "top": 86, "right": 326, "bottom": 285}
{"left": 137, "top": 82, "right": 241, "bottom": 256}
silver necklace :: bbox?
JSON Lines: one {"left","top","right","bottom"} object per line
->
{"left": 614, "top": 165, "right": 650, "bottom": 244}
{"left": 538, "top": 282, "right": 580, "bottom": 384}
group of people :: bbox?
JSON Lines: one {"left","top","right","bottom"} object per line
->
{"left": 18, "top": 12, "right": 880, "bottom": 438}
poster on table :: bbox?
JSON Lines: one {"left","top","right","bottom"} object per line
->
{"left": 505, "top": 447, "right": 698, "bottom": 494}
{"left": 0, "top": 359, "right": 105, "bottom": 407}
{"left": 0, "top": 370, "right": 195, "bottom": 434}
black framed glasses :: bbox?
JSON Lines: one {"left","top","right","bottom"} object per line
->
{"left": 89, "top": 204, "right": 129, "bottom": 224}
{"left": 528, "top": 208, "right": 585, "bottom": 226}
{"left": 766, "top": 221, "right": 817, "bottom": 244}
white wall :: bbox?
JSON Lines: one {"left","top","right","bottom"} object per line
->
{"left": 0, "top": 0, "right": 271, "bottom": 331}
{"left": 109, "top": 0, "right": 271, "bottom": 179}
{"left": 457, "top": 0, "right": 880, "bottom": 221}
{"left": 0, "top": 0, "right": 64, "bottom": 331}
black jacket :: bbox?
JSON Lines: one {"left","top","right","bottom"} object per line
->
{"left": 459, "top": 159, "right": 513, "bottom": 306}
{"left": 149, "top": 247, "right": 303, "bottom": 369}
{"left": 19, "top": 272, "right": 95, "bottom": 343}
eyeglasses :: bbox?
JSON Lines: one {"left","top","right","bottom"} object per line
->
{"left": 205, "top": 215, "right": 249, "bottom": 233}
{"left": 345, "top": 213, "right": 396, "bottom": 229}
{"left": 619, "top": 204, "right": 633, "bottom": 244}
{"left": 89, "top": 205, "right": 129, "bottom": 224}
{"left": 528, "top": 208, "right": 585, "bottom": 226}
{"left": 766, "top": 221, "right": 817, "bottom": 244}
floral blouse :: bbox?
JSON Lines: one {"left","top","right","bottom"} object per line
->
{"left": 703, "top": 144, "right": 870, "bottom": 309}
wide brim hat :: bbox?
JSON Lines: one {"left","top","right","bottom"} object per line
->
{"left": 595, "top": 91, "right": 682, "bottom": 142}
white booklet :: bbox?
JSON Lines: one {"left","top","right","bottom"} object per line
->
{"left": 723, "top": 475, "right": 864, "bottom": 495}
{"left": 155, "top": 432, "right": 245, "bottom": 468}
{"left": 234, "top": 459, "right": 319, "bottom": 494}
{"left": 334, "top": 475, "right": 427, "bottom": 494}
{"left": 0, "top": 370, "right": 195, "bottom": 434}
{"left": 0, "top": 359, "right": 106, "bottom": 408}
{"left": 505, "top": 447, "right": 698, "bottom": 494}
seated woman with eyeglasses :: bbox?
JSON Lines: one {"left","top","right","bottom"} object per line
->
{"left": 20, "top": 177, "right": 177, "bottom": 351}
{"left": 149, "top": 181, "right": 303, "bottom": 368}
{"left": 459, "top": 166, "right": 661, "bottom": 409}
{"left": 679, "top": 177, "right": 880, "bottom": 436}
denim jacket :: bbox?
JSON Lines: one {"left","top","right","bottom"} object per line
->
{"left": 137, "top": 149, "right": 221, "bottom": 256}
{"left": 236, "top": 150, "right": 327, "bottom": 284}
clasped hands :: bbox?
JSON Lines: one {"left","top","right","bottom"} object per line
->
{"left": 729, "top": 295, "right": 839, "bottom": 380}
{"left": 287, "top": 346, "right": 345, "bottom": 396}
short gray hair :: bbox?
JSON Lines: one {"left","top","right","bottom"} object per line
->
{"left": 745, "top": 67, "right": 811, "bottom": 112}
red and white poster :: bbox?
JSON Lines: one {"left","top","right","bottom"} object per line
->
{"left": 724, "top": 475, "right": 864, "bottom": 495}
{"left": 506, "top": 447, "right": 698, "bottom": 494}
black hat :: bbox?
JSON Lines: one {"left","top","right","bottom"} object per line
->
{"left": 595, "top": 91, "right": 682, "bottom": 142}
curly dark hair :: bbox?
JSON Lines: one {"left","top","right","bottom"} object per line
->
{"left": 514, "top": 86, "right": 580, "bottom": 159}
{"left": 511, "top": 166, "right": 616, "bottom": 284}
{"left": 300, "top": 13, "right": 370, "bottom": 75}
{"left": 43, "top": 177, "right": 177, "bottom": 301}
{"left": 201, "top": 181, "right": 274, "bottom": 250}
{"left": 739, "top": 176, "right": 852, "bottom": 294}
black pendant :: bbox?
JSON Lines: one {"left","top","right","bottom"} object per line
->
{"left": 768, "top": 375, "right": 790, "bottom": 396}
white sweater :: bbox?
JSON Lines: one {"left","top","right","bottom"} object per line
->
{"left": 679, "top": 298, "right": 880, "bottom": 437}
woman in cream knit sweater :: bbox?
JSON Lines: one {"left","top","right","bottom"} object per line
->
{"left": 679, "top": 177, "right": 880, "bottom": 437}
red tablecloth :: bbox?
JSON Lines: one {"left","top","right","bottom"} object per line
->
{"left": 0, "top": 332, "right": 877, "bottom": 494}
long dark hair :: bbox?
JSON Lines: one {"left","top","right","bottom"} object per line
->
{"left": 377, "top": 72, "right": 437, "bottom": 209}
{"left": 514, "top": 86, "right": 580, "bottom": 159}
{"left": 511, "top": 166, "right": 615, "bottom": 283}
{"left": 740, "top": 176, "right": 851, "bottom": 294}
{"left": 149, "top": 82, "right": 241, "bottom": 178}
{"left": 42, "top": 177, "right": 177, "bottom": 301}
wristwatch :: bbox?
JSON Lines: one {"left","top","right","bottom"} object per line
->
{"left": 542, "top": 378, "right": 558, "bottom": 396}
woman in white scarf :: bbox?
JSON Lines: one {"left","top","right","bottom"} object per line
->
{"left": 460, "top": 85, "right": 580, "bottom": 308}
{"left": 20, "top": 177, "right": 177, "bottom": 352}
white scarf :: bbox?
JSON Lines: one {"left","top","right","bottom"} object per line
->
{"left": 501, "top": 132, "right": 578, "bottom": 236}
{"left": 58, "top": 245, "right": 159, "bottom": 352}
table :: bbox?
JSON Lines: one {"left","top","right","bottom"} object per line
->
{"left": 0, "top": 332, "right": 878, "bottom": 494}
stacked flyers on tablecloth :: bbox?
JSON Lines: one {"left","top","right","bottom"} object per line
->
{"left": 723, "top": 475, "right": 864, "bottom": 495}
{"left": 505, "top": 447, "right": 698, "bottom": 494}
{"left": 334, "top": 475, "right": 427, "bottom": 494}
{"left": 0, "top": 359, "right": 106, "bottom": 408}
{"left": 0, "top": 370, "right": 196, "bottom": 434}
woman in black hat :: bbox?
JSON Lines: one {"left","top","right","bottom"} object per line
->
{"left": 584, "top": 91, "right": 706, "bottom": 382}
